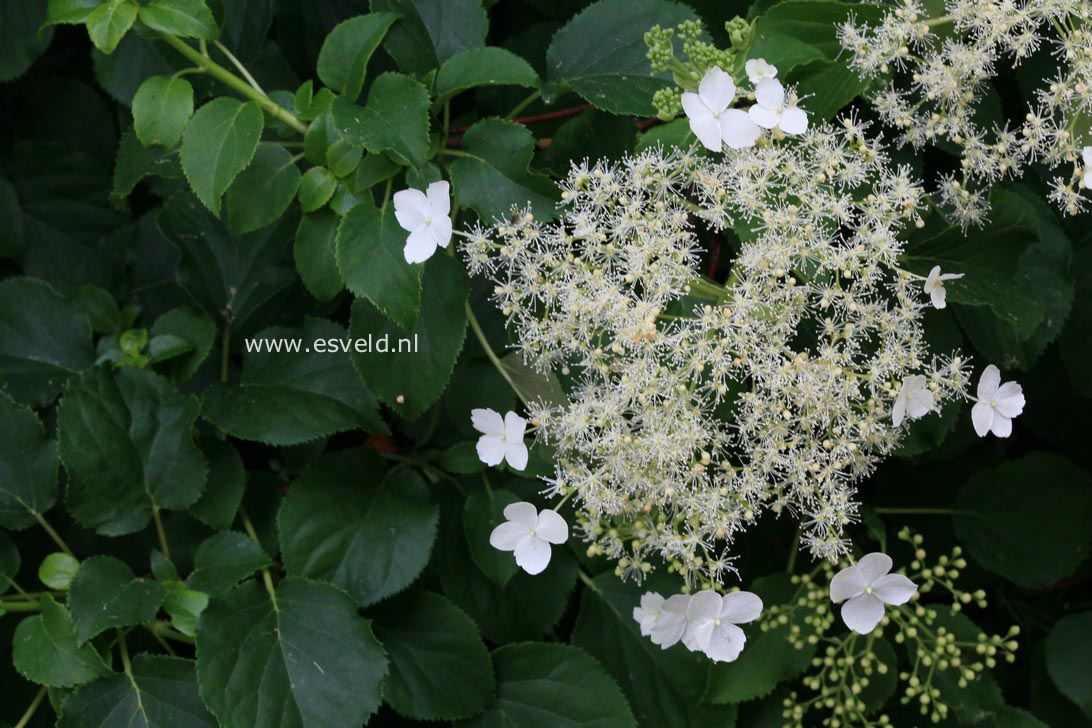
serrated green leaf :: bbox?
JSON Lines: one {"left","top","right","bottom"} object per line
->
{"left": 316, "top": 12, "right": 399, "bottom": 99}
{"left": 138, "top": 0, "right": 217, "bottom": 40}
{"left": 464, "top": 643, "right": 636, "bottom": 728}
{"left": 149, "top": 307, "right": 216, "bottom": 383}
{"left": 132, "top": 75, "right": 194, "bottom": 149}
{"left": 298, "top": 166, "right": 337, "bottom": 213}
{"left": 224, "top": 143, "right": 301, "bottom": 234}
{"left": 163, "top": 582, "right": 208, "bottom": 637}
{"left": 0, "top": 0, "right": 53, "bottom": 83}
{"left": 68, "top": 556, "right": 165, "bottom": 643}
{"left": 187, "top": 531, "right": 270, "bottom": 596}
{"left": 188, "top": 436, "right": 245, "bottom": 530}
{"left": 201, "top": 318, "right": 386, "bottom": 445}
{"left": 373, "top": 591, "right": 495, "bottom": 720}
{"left": 463, "top": 489, "right": 520, "bottom": 586}
{"left": 0, "top": 393, "right": 58, "bottom": 531}
{"left": 294, "top": 211, "right": 343, "bottom": 302}
{"left": 372, "top": 0, "right": 487, "bottom": 75}
{"left": 332, "top": 72, "right": 431, "bottom": 166}
{"left": 196, "top": 578, "right": 388, "bottom": 728}
{"left": 349, "top": 253, "right": 468, "bottom": 419}
{"left": 954, "top": 452, "right": 1092, "bottom": 587}
{"left": 434, "top": 46, "right": 539, "bottom": 104}
{"left": 0, "top": 277, "right": 95, "bottom": 408}
{"left": 86, "top": 0, "right": 138, "bottom": 55}
{"left": 92, "top": 31, "right": 173, "bottom": 105}
{"left": 337, "top": 199, "right": 422, "bottom": 328}
{"left": 450, "top": 118, "right": 558, "bottom": 222}
{"left": 545, "top": 0, "right": 697, "bottom": 115}
{"left": 180, "top": 97, "right": 264, "bottom": 217}
{"left": 46, "top": 0, "right": 99, "bottom": 25}
{"left": 112, "top": 127, "right": 181, "bottom": 202}
{"left": 352, "top": 153, "right": 401, "bottom": 192}
{"left": 58, "top": 655, "right": 216, "bottom": 728}
{"left": 58, "top": 367, "right": 207, "bottom": 536}
{"left": 12, "top": 595, "right": 112, "bottom": 688}
{"left": 440, "top": 441, "right": 486, "bottom": 474}
{"left": 278, "top": 450, "right": 437, "bottom": 606}
{"left": 326, "top": 139, "right": 363, "bottom": 178}
{"left": 1045, "top": 611, "right": 1092, "bottom": 717}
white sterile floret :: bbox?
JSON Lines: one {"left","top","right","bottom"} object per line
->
{"left": 393, "top": 180, "right": 452, "bottom": 263}
{"left": 683, "top": 590, "right": 763, "bottom": 662}
{"left": 892, "top": 375, "right": 934, "bottom": 427}
{"left": 1083, "top": 147, "right": 1092, "bottom": 188}
{"left": 830, "top": 553, "right": 917, "bottom": 634}
{"left": 681, "top": 66, "right": 760, "bottom": 151}
{"left": 923, "top": 265, "right": 964, "bottom": 309}
{"left": 488, "top": 501, "right": 568, "bottom": 575}
{"left": 471, "top": 408, "right": 529, "bottom": 470}
{"left": 748, "top": 78, "right": 808, "bottom": 135}
{"left": 745, "top": 58, "right": 778, "bottom": 84}
{"left": 649, "top": 594, "right": 691, "bottom": 648}
{"left": 971, "top": 365, "right": 1025, "bottom": 438}
{"left": 633, "top": 592, "right": 665, "bottom": 637}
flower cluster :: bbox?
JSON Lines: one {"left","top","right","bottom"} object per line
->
{"left": 839, "top": 0, "right": 1092, "bottom": 220}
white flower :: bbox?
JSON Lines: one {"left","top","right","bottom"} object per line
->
{"left": 488, "top": 501, "right": 567, "bottom": 575}
{"left": 1083, "top": 147, "right": 1092, "bottom": 189}
{"left": 649, "top": 594, "right": 691, "bottom": 648}
{"left": 892, "top": 375, "right": 934, "bottom": 427}
{"left": 748, "top": 78, "right": 808, "bottom": 135}
{"left": 471, "top": 408, "right": 528, "bottom": 470}
{"left": 393, "top": 180, "right": 452, "bottom": 264}
{"left": 633, "top": 592, "right": 665, "bottom": 637}
{"left": 923, "top": 265, "right": 964, "bottom": 309}
{"left": 682, "top": 590, "right": 763, "bottom": 662}
{"left": 971, "top": 365, "right": 1025, "bottom": 438}
{"left": 681, "top": 66, "right": 761, "bottom": 152}
{"left": 745, "top": 58, "right": 778, "bottom": 84}
{"left": 830, "top": 553, "right": 917, "bottom": 634}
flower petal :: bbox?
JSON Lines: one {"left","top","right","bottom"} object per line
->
{"left": 1084, "top": 146, "right": 1092, "bottom": 166}
{"left": 754, "top": 78, "right": 784, "bottom": 110}
{"left": 990, "top": 413, "right": 1013, "bottom": 438}
{"left": 684, "top": 617, "right": 715, "bottom": 652}
{"left": 392, "top": 188, "right": 429, "bottom": 229}
{"left": 871, "top": 573, "right": 917, "bottom": 606}
{"left": 841, "top": 593, "right": 886, "bottom": 634}
{"left": 426, "top": 180, "right": 450, "bottom": 217}
{"left": 429, "top": 214, "right": 453, "bottom": 250}
{"left": 892, "top": 395, "right": 906, "bottom": 427}
{"left": 829, "top": 565, "right": 866, "bottom": 603}
{"left": 534, "top": 509, "right": 568, "bottom": 544}
{"left": 994, "top": 382, "right": 1025, "bottom": 418}
{"left": 504, "top": 440, "right": 528, "bottom": 471}
{"left": 721, "top": 109, "right": 762, "bottom": 149}
{"left": 720, "top": 591, "right": 763, "bottom": 624}
{"left": 476, "top": 434, "right": 506, "bottom": 466}
{"left": 698, "top": 66, "right": 735, "bottom": 111}
{"left": 930, "top": 286, "right": 947, "bottom": 309}
{"left": 857, "top": 553, "right": 893, "bottom": 584}
{"left": 907, "top": 387, "right": 934, "bottom": 419}
{"left": 977, "top": 365, "right": 1001, "bottom": 399}
{"left": 748, "top": 104, "right": 780, "bottom": 130}
{"left": 686, "top": 590, "right": 724, "bottom": 622}
{"left": 513, "top": 537, "right": 551, "bottom": 575}
{"left": 651, "top": 595, "right": 690, "bottom": 648}
{"left": 403, "top": 226, "right": 438, "bottom": 264}
{"left": 779, "top": 106, "right": 808, "bottom": 135}
{"left": 489, "top": 521, "right": 531, "bottom": 552}
{"left": 971, "top": 400, "right": 994, "bottom": 437}
{"left": 471, "top": 408, "right": 505, "bottom": 436}
{"left": 503, "top": 501, "right": 540, "bottom": 527}
{"left": 686, "top": 111, "right": 724, "bottom": 152}
{"left": 704, "top": 622, "right": 746, "bottom": 663}
{"left": 504, "top": 411, "right": 527, "bottom": 440}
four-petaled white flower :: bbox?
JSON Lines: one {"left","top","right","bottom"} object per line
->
{"left": 892, "top": 375, "right": 934, "bottom": 427}
{"left": 971, "top": 365, "right": 1025, "bottom": 438}
{"left": 488, "top": 501, "right": 567, "bottom": 575}
{"left": 923, "top": 265, "right": 964, "bottom": 309}
{"left": 749, "top": 78, "right": 808, "bottom": 135}
{"left": 393, "top": 180, "right": 452, "bottom": 264}
{"left": 681, "top": 66, "right": 761, "bottom": 152}
{"left": 683, "top": 590, "right": 763, "bottom": 662}
{"left": 830, "top": 553, "right": 917, "bottom": 635}
{"left": 1083, "top": 147, "right": 1092, "bottom": 189}
{"left": 471, "top": 408, "right": 528, "bottom": 470}
{"left": 745, "top": 58, "right": 778, "bottom": 84}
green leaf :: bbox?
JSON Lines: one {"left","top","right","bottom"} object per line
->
{"left": 337, "top": 199, "right": 422, "bottom": 328}
{"left": 372, "top": 0, "right": 488, "bottom": 75}
{"left": 463, "top": 489, "right": 520, "bottom": 586}
{"left": 0, "top": 176, "right": 23, "bottom": 260}
{"left": 0, "top": 277, "right": 95, "bottom": 408}
{"left": 58, "top": 367, "right": 208, "bottom": 536}
{"left": 46, "top": 0, "right": 100, "bottom": 25}
{"left": 298, "top": 166, "right": 337, "bottom": 213}
{"left": 187, "top": 531, "right": 271, "bottom": 596}
{"left": 58, "top": 655, "right": 216, "bottom": 728}
{"left": 188, "top": 437, "right": 246, "bottom": 530}
{"left": 39, "top": 552, "right": 80, "bottom": 590}
{"left": 223, "top": 143, "right": 301, "bottom": 234}
{"left": 332, "top": 72, "right": 431, "bottom": 166}
{"left": 294, "top": 211, "right": 344, "bottom": 302}
{"left": 132, "top": 75, "right": 194, "bottom": 149}
{"left": 86, "top": 0, "right": 138, "bottom": 54}
{"left": 138, "top": 0, "right": 217, "bottom": 40}
{"left": 434, "top": 47, "right": 539, "bottom": 103}
{"left": 440, "top": 441, "right": 486, "bottom": 474}
{"left": 373, "top": 591, "right": 495, "bottom": 720}
{"left": 0, "top": 393, "right": 58, "bottom": 531}
{"left": 149, "top": 307, "right": 216, "bottom": 383}
{"left": 349, "top": 253, "right": 468, "bottom": 419}
{"left": 278, "top": 450, "right": 438, "bottom": 607}
{"left": 0, "top": 528, "right": 18, "bottom": 595}
{"left": 352, "top": 153, "right": 401, "bottom": 191}
{"left": 1045, "top": 611, "right": 1092, "bottom": 718}
{"left": 953, "top": 452, "right": 1092, "bottom": 587}
{"left": 112, "top": 127, "right": 181, "bottom": 201}
{"left": 1060, "top": 234, "right": 1092, "bottom": 396}
{"left": 180, "top": 97, "right": 264, "bottom": 217}
{"left": 316, "top": 12, "right": 399, "bottom": 99}
{"left": 749, "top": 1, "right": 881, "bottom": 76}
{"left": 196, "top": 578, "right": 388, "bottom": 728}
{"left": 201, "top": 318, "right": 386, "bottom": 445}
{"left": 450, "top": 118, "right": 558, "bottom": 222}
{"left": 573, "top": 571, "right": 729, "bottom": 726}
{"left": 326, "top": 139, "right": 363, "bottom": 178}
{"left": 12, "top": 595, "right": 112, "bottom": 688}
{"left": 465, "top": 643, "right": 636, "bottom": 728}
{"left": 67, "top": 555, "right": 165, "bottom": 642}
{"left": 164, "top": 582, "right": 208, "bottom": 637}
{"left": 545, "top": 0, "right": 697, "bottom": 115}
{"left": 0, "top": 0, "right": 53, "bottom": 83}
